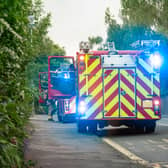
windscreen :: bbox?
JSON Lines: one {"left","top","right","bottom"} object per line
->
{"left": 50, "top": 57, "right": 73, "bottom": 72}
{"left": 49, "top": 57, "right": 75, "bottom": 95}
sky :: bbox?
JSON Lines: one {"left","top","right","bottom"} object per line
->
{"left": 43, "top": 0, "right": 121, "bottom": 56}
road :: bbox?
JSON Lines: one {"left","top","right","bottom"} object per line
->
{"left": 103, "top": 117, "right": 168, "bottom": 168}
{"left": 24, "top": 115, "right": 145, "bottom": 168}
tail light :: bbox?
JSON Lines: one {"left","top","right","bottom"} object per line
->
{"left": 79, "top": 55, "right": 85, "bottom": 61}
{"left": 64, "top": 100, "right": 70, "bottom": 112}
{"left": 153, "top": 99, "right": 160, "bottom": 115}
{"left": 78, "top": 55, "right": 85, "bottom": 72}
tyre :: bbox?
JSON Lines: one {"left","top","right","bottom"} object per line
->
{"left": 145, "top": 121, "right": 156, "bottom": 133}
{"left": 88, "top": 122, "right": 97, "bottom": 134}
{"left": 77, "top": 120, "right": 87, "bottom": 133}
{"left": 57, "top": 113, "right": 62, "bottom": 122}
{"left": 57, "top": 102, "right": 63, "bottom": 122}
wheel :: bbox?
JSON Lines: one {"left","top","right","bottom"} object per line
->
{"left": 77, "top": 120, "right": 87, "bottom": 133}
{"left": 145, "top": 121, "right": 156, "bottom": 133}
{"left": 57, "top": 102, "right": 63, "bottom": 122}
{"left": 57, "top": 113, "right": 62, "bottom": 122}
{"left": 88, "top": 122, "right": 97, "bottom": 134}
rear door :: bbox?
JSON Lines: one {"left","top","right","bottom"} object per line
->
{"left": 103, "top": 68, "right": 136, "bottom": 118}
{"left": 120, "top": 68, "right": 136, "bottom": 118}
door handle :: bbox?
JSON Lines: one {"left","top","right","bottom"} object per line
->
{"left": 121, "top": 90, "right": 126, "bottom": 96}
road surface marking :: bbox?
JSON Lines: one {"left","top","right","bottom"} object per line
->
{"left": 158, "top": 123, "right": 168, "bottom": 126}
{"left": 157, "top": 145, "right": 168, "bottom": 150}
{"left": 102, "top": 137, "right": 162, "bottom": 168}
{"left": 162, "top": 138, "right": 168, "bottom": 143}
{"left": 147, "top": 139, "right": 157, "bottom": 144}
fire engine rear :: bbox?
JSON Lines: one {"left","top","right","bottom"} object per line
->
{"left": 76, "top": 41, "right": 161, "bottom": 133}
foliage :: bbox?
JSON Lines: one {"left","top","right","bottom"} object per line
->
{"left": 88, "top": 36, "right": 103, "bottom": 49}
{"left": 105, "top": 1, "right": 168, "bottom": 96}
{"left": 0, "top": 0, "right": 65, "bottom": 167}
{"left": 120, "top": 0, "right": 168, "bottom": 36}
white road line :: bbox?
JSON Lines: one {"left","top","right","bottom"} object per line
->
{"left": 102, "top": 137, "right": 161, "bottom": 168}
{"left": 158, "top": 123, "right": 168, "bottom": 126}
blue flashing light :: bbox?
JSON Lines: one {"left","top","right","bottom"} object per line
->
{"left": 150, "top": 53, "right": 162, "bottom": 68}
{"left": 79, "top": 101, "right": 87, "bottom": 114}
{"left": 64, "top": 73, "right": 70, "bottom": 79}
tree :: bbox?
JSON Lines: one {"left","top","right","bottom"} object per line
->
{"left": 0, "top": 0, "right": 65, "bottom": 167}
{"left": 88, "top": 36, "right": 103, "bottom": 49}
{"left": 120, "top": 0, "right": 168, "bottom": 36}
{"left": 105, "top": 1, "right": 168, "bottom": 96}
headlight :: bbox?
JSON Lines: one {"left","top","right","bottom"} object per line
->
{"left": 150, "top": 53, "right": 162, "bottom": 68}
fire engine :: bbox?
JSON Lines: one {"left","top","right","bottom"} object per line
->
{"left": 76, "top": 40, "right": 161, "bottom": 133}
{"left": 39, "top": 72, "right": 48, "bottom": 105}
{"left": 48, "top": 56, "right": 76, "bottom": 122}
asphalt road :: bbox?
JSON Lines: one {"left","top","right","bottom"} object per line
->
{"left": 102, "top": 117, "right": 168, "bottom": 168}
{"left": 24, "top": 115, "right": 145, "bottom": 168}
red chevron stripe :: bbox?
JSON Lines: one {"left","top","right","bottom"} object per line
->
{"left": 137, "top": 76, "right": 151, "bottom": 94}
{"left": 104, "top": 103, "right": 119, "bottom": 117}
{"left": 120, "top": 74, "right": 135, "bottom": 92}
{"left": 88, "top": 76, "right": 102, "bottom": 95}
{"left": 88, "top": 64, "right": 101, "bottom": 77}
{"left": 124, "top": 92, "right": 152, "bottom": 119}
{"left": 105, "top": 88, "right": 118, "bottom": 107}
{"left": 154, "top": 78, "right": 160, "bottom": 89}
{"left": 88, "top": 104, "right": 103, "bottom": 120}
{"left": 121, "top": 102, "right": 135, "bottom": 117}
{"left": 105, "top": 74, "right": 118, "bottom": 92}
{"left": 87, "top": 87, "right": 102, "bottom": 109}
{"left": 123, "top": 93, "right": 135, "bottom": 107}
{"left": 88, "top": 57, "right": 96, "bottom": 66}
{"left": 137, "top": 63, "right": 151, "bottom": 80}
{"left": 125, "top": 69, "right": 151, "bottom": 94}
{"left": 104, "top": 69, "right": 114, "bottom": 76}
{"left": 79, "top": 78, "right": 86, "bottom": 90}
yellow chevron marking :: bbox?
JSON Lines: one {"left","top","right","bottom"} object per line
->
{"left": 139, "top": 59, "right": 152, "bottom": 74}
{"left": 85, "top": 97, "right": 103, "bottom": 119}
{"left": 137, "top": 111, "right": 145, "bottom": 119}
{"left": 120, "top": 96, "right": 135, "bottom": 117}
{"left": 105, "top": 96, "right": 119, "bottom": 117}
{"left": 95, "top": 111, "right": 103, "bottom": 119}
{"left": 79, "top": 81, "right": 87, "bottom": 96}
{"left": 104, "top": 69, "right": 118, "bottom": 86}
{"left": 104, "top": 70, "right": 119, "bottom": 117}
{"left": 121, "top": 70, "right": 150, "bottom": 98}
{"left": 122, "top": 69, "right": 150, "bottom": 98}
{"left": 87, "top": 58, "right": 100, "bottom": 74}
{"left": 120, "top": 109, "right": 129, "bottom": 117}
{"left": 104, "top": 109, "right": 119, "bottom": 118}
{"left": 153, "top": 83, "right": 160, "bottom": 96}
{"left": 154, "top": 73, "right": 159, "bottom": 83}
{"left": 137, "top": 69, "right": 152, "bottom": 91}
{"left": 88, "top": 69, "right": 102, "bottom": 88}
{"left": 105, "top": 80, "right": 118, "bottom": 100}
{"left": 138, "top": 61, "right": 160, "bottom": 96}
{"left": 145, "top": 109, "right": 159, "bottom": 119}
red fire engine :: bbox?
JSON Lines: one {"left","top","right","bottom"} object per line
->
{"left": 48, "top": 56, "right": 76, "bottom": 122}
{"left": 76, "top": 40, "right": 161, "bottom": 133}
